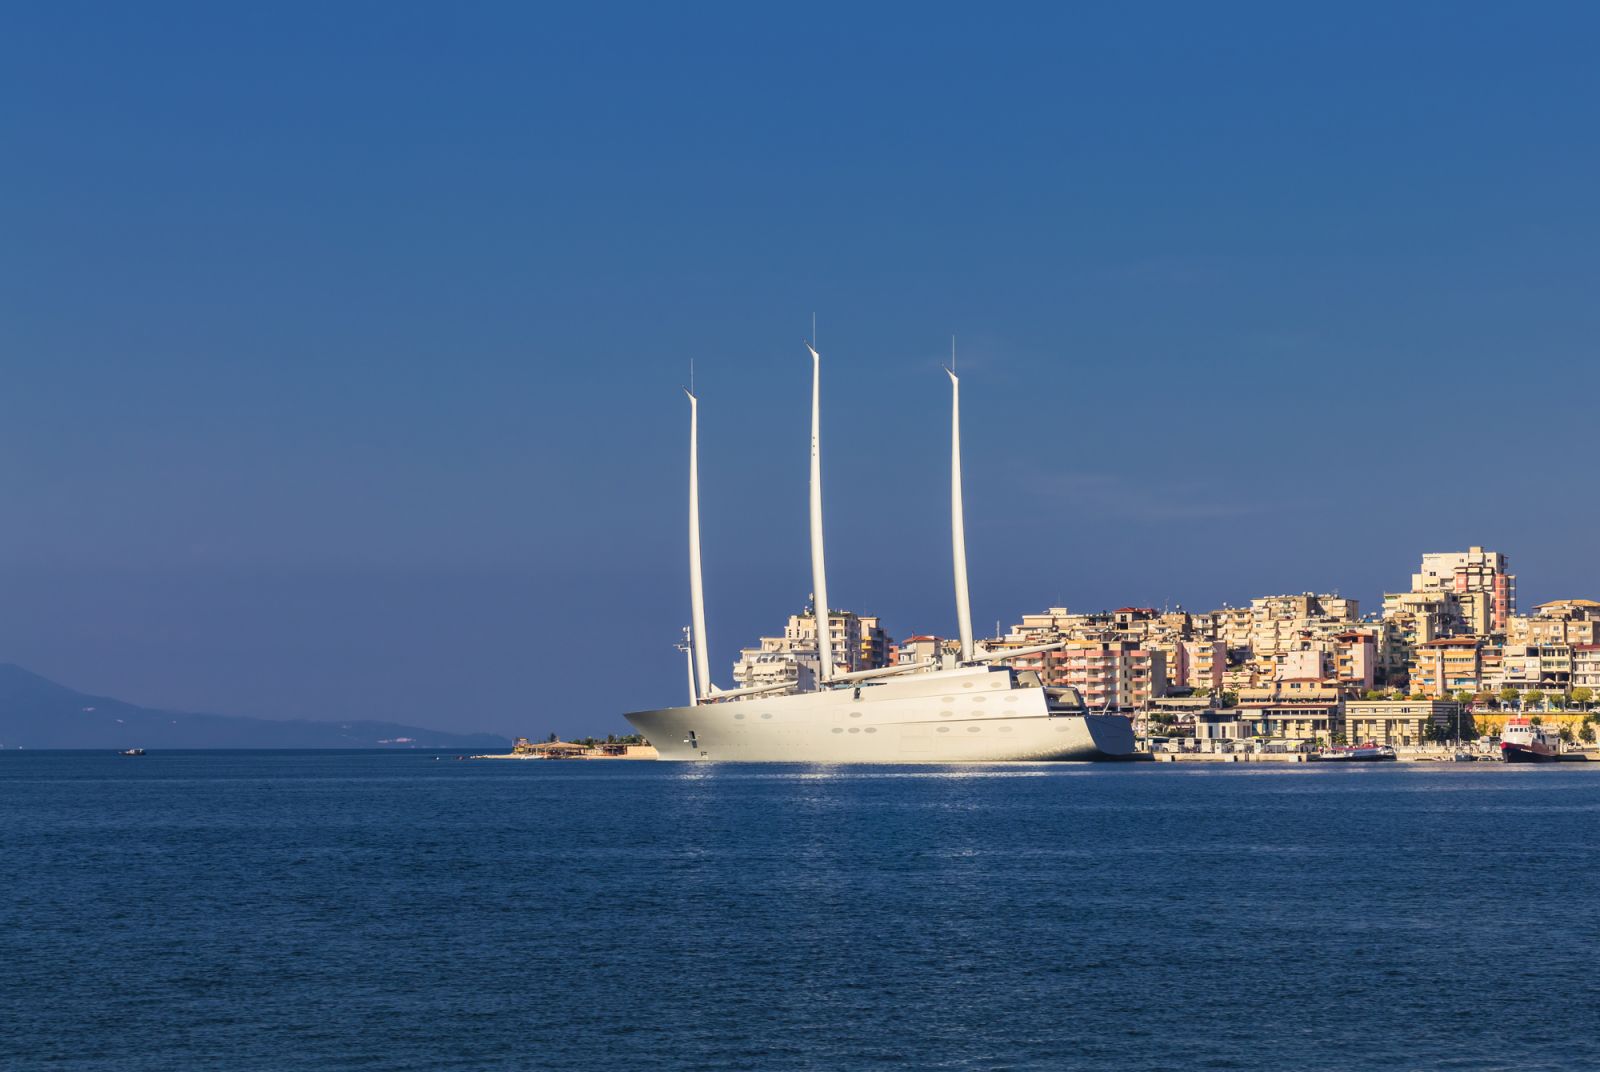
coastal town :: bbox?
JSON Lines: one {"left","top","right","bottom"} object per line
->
{"left": 712, "top": 545, "right": 1600, "bottom": 759}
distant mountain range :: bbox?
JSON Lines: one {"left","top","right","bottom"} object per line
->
{"left": 0, "top": 664, "right": 510, "bottom": 750}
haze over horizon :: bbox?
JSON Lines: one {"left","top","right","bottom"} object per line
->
{"left": 5, "top": 4, "right": 1599, "bottom": 736}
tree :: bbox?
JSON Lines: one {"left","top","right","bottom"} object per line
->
{"left": 1530, "top": 715, "right": 1544, "bottom": 726}
{"left": 1219, "top": 690, "right": 1238, "bottom": 709}
{"left": 1582, "top": 723, "right": 1596, "bottom": 745}
{"left": 1559, "top": 724, "right": 1576, "bottom": 745}
{"left": 1526, "top": 690, "right": 1547, "bottom": 711}
{"left": 1388, "top": 688, "right": 1405, "bottom": 700}
{"left": 1498, "top": 687, "right": 1520, "bottom": 708}
{"left": 1573, "top": 687, "right": 1594, "bottom": 709}
{"left": 1453, "top": 690, "right": 1475, "bottom": 706}
{"left": 1552, "top": 690, "right": 1571, "bottom": 712}
{"left": 1364, "top": 689, "right": 1385, "bottom": 701}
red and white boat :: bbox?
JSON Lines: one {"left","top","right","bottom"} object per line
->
{"left": 1500, "top": 718, "right": 1562, "bottom": 763}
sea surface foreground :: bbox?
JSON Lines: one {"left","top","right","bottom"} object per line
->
{"left": 3, "top": 751, "right": 1599, "bottom": 1071}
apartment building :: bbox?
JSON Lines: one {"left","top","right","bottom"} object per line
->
{"left": 733, "top": 605, "right": 891, "bottom": 687}
{"left": 1493, "top": 644, "right": 1574, "bottom": 696}
{"left": 1248, "top": 594, "right": 1361, "bottom": 658}
{"left": 1407, "top": 637, "right": 1483, "bottom": 698}
{"left": 1266, "top": 631, "right": 1374, "bottom": 693}
{"left": 1506, "top": 600, "right": 1600, "bottom": 648}
{"left": 856, "top": 615, "right": 892, "bottom": 671}
{"left": 1412, "top": 547, "right": 1515, "bottom": 631}
{"left": 1046, "top": 640, "right": 1167, "bottom": 711}
{"left": 1180, "top": 639, "right": 1227, "bottom": 692}
{"left": 1572, "top": 645, "right": 1600, "bottom": 691}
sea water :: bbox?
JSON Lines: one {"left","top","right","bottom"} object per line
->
{"left": 4, "top": 751, "right": 1598, "bottom": 1071}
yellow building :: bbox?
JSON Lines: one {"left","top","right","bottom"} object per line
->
{"left": 1343, "top": 699, "right": 1461, "bottom": 747}
{"left": 1408, "top": 638, "right": 1482, "bottom": 698}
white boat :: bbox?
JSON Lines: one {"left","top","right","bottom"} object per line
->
{"left": 624, "top": 341, "right": 1136, "bottom": 763}
{"left": 1500, "top": 718, "right": 1563, "bottom": 763}
{"left": 1309, "top": 742, "right": 1396, "bottom": 762}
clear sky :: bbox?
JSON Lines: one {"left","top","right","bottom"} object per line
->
{"left": 4, "top": 3, "right": 1598, "bottom": 737}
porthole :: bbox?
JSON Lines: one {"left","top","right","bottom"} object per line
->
{"left": 760, "top": 713, "right": 773, "bottom": 720}
{"left": 937, "top": 726, "right": 951, "bottom": 733}
{"left": 831, "top": 727, "right": 844, "bottom": 734}
{"left": 1004, "top": 695, "right": 1018, "bottom": 703}
{"left": 849, "top": 711, "right": 862, "bottom": 718}
{"left": 848, "top": 727, "right": 860, "bottom": 734}
{"left": 971, "top": 696, "right": 985, "bottom": 703}
{"left": 734, "top": 713, "right": 745, "bottom": 720}
{"left": 865, "top": 727, "right": 877, "bottom": 734}
{"left": 941, "top": 697, "right": 955, "bottom": 703}
{"left": 939, "top": 710, "right": 954, "bottom": 717}
{"left": 967, "top": 726, "right": 981, "bottom": 733}
{"left": 962, "top": 682, "right": 974, "bottom": 689}
{"left": 999, "top": 725, "right": 1014, "bottom": 733}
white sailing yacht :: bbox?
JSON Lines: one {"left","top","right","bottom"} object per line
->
{"left": 624, "top": 343, "right": 1136, "bottom": 762}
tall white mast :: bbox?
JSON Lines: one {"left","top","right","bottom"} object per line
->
{"left": 685, "top": 388, "right": 712, "bottom": 701}
{"left": 678, "top": 627, "right": 698, "bottom": 706}
{"left": 806, "top": 342, "right": 833, "bottom": 685}
{"left": 948, "top": 365, "right": 974, "bottom": 663}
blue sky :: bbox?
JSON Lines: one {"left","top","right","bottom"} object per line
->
{"left": 3, "top": 3, "right": 1598, "bottom": 736}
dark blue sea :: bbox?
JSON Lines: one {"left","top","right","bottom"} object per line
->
{"left": 4, "top": 752, "right": 1599, "bottom": 1071}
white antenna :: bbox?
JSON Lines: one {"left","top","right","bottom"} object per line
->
{"left": 948, "top": 363, "right": 974, "bottom": 663}
{"left": 685, "top": 387, "right": 711, "bottom": 701}
{"left": 807, "top": 340, "right": 832, "bottom": 684}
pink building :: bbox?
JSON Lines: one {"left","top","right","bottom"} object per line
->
{"left": 1047, "top": 640, "right": 1167, "bottom": 711}
{"left": 1334, "top": 631, "right": 1376, "bottom": 691}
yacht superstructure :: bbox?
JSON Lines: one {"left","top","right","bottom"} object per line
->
{"left": 624, "top": 340, "right": 1135, "bottom": 762}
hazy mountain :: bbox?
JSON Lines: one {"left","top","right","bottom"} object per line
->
{"left": 0, "top": 664, "right": 509, "bottom": 750}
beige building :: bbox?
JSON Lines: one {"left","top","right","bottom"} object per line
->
{"left": 1247, "top": 594, "right": 1360, "bottom": 658}
{"left": 1181, "top": 640, "right": 1227, "bottom": 692}
{"left": 1492, "top": 644, "right": 1573, "bottom": 697}
{"left": 1411, "top": 547, "right": 1515, "bottom": 631}
{"left": 1506, "top": 600, "right": 1600, "bottom": 648}
{"left": 1408, "top": 637, "right": 1483, "bottom": 699}
{"left": 733, "top": 605, "right": 891, "bottom": 688}
{"left": 1571, "top": 645, "right": 1600, "bottom": 691}
{"left": 1237, "top": 680, "right": 1343, "bottom": 742}
{"left": 1344, "top": 699, "right": 1461, "bottom": 747}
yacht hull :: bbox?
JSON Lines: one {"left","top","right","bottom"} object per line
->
{"left": 625, "top": 667, "right": 1136, "bottom": 762}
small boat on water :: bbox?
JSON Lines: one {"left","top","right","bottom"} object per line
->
{"left": 117, "top": 748, "right": 145, "bottom": 756}
{"left": 1310, "top": 742, "right": 1396, "bottom": 762}
{"left": 1500, "top": 718, "right": 1562, "bottom": 763}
